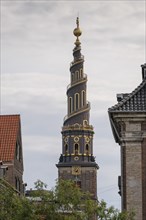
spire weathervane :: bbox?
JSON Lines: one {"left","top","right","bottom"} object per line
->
{"left": 73, "top": 17, "right": 82, "bottom": 46}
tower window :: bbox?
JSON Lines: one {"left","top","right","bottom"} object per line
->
{"left": 85, "top": 144, "right": 89, "bottom": 155}
{"left": 81, "top": 90, "right": 86, "bottom": 107}
{"left": 75, "top": 93, "right": 79, "bottom": 110}
{"left": 75, "top": 70, "right": 79, "bottom": 80}
{"left": 80, "top": 68, "right": 83, "bottom": 78}
{"left": 75, "top": 143, "right": 79, "bottom": 155}
{"left": 69, "top": 97, "right": 72, "bottom": 114}
{"left": 71, "top": 73, "right": 74, "bottom": 82}
{"left": 83, "top": 120, "right": 88, "bottom": 126}
{"left": 65, "top": 144, "right": 68, "bottom": 154}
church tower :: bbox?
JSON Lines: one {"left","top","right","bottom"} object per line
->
{"left": 56, "top": 18, "right": 98, "bottom": 200}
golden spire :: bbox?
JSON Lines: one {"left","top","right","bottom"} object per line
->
{"left": 73, "top": 17, "right": 82, "bottom": 46}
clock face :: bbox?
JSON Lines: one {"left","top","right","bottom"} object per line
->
{"left": 74, "top": 156, "right": 79, "bottom": 161}
{"left": 72, "top": 166, "right": 81, "bottom": 175}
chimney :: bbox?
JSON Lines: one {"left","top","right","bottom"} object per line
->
{"left": 141, "top": 63, "right": 146, "bottom": 80}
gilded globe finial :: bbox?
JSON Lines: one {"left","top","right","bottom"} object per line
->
{"left": 73, "top": 17, "right": 82, "bottom": 46}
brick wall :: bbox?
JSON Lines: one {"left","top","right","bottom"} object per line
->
{"left": 125, "top": 142, "right": 142, "bottom": 219}
{"left": 58, "top": 166, "right": 97, "bottom": 199}
{"left": 142, "top": 137, "right": 146, "bottom": 219}
{"left": 118, "top": 116, "right": 146, "bottom": 220}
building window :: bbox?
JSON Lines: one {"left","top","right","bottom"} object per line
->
{"left": 15, "top": 177, "right": 21, "bottom": 192}
{"left": 18, "top": 179, "right": 20, "bottom": 191}
{"left": 118, "top": 176, "right": 121, "bottom": 196}
{"left": 15, "top": 177, "right": 17, "bottom": 189}
{"left": 16, "top": 142, "right": 21, "bottom": 161}
{"left": 75, "top": 93, "right": 79, "bottom": 111}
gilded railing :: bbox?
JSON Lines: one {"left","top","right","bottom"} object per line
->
{"left": 62, "top": 123, "right": 94, "bottom": 132}
{"left": 67, "top": 74, "right": 87, "bottom": 90}
{"left": 70, "top": 55, "right": 84, "bottom": 67}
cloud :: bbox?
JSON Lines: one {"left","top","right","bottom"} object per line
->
{"left": 23, "top": 135, "right": 60, "bottom": 153}
{"left": 23, "top": 149, "right": 58, "bottom": 190}
{"left": 1, "top": 0, "right": 145, "bottom": 209}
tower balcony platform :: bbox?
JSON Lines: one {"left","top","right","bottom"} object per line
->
{"left": 67, "top": 74, "right": 87, "bottom": 91}
{"left": 56, "top": 154, "right": 99, "bottom": 169}
{"left": 63, "top": 101, "right": 91, "bottom": 125}
{"left": 70, "top": 55, "right": 84, "bottom": 68}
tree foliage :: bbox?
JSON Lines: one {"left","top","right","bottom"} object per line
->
{"left": 0, "top": 178, "right": 135, "bottom": 220}
{"left": 0, "top": 179, "right": 36, "bottom": 220}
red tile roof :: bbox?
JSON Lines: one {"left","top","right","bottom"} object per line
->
{"left": 0, "top": 115, "right": 20, "bottom": 161}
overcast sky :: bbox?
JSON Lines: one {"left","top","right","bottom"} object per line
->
{"left": 1, "top": 0, "right": 145, "bottom": 209}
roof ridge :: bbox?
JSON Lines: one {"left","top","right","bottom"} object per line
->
{"left": 0, "top": 114, "right": 20, "bottom": 117}
{"left": 108, "top": 79, "right": 146, "bottom": 111}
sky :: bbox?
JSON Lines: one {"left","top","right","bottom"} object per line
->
{"left": 1, "top": 0, "right": 146, "bottom": 210}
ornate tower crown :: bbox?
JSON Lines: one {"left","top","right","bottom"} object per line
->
{"left": 63, "top": 17, "right": 90, "bottom": 127}
{"left": 73, "top": 17, "right": 82, "bottom": 46}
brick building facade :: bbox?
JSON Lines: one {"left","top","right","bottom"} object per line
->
{"left": 108, "top": 64, "right": 146, "bottom": 219}
{"left": 0, "top": 115, "right": 24, "bottom": 194}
